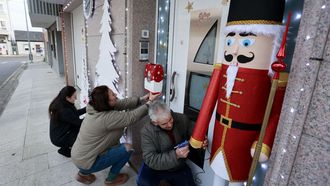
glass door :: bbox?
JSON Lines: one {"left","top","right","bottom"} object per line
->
{"left": 162, "top": 0, "right": 228, "bottom": 185}
{"left": 155, "top": 0, "right": 171, "bottom": 101}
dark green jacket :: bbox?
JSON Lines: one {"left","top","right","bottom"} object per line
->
{"left": 141, "top": 112, "right": 193, "bottom": 171}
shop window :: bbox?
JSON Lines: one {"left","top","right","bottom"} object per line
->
{"left": 36, "top": 44, "right": 42, "bottom": 53}
{"left": 193, "top": 21, "right": 217, "bottom": 65}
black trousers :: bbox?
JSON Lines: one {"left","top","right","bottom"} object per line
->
{"left": 136, "top": 162, "right": 196, "bottom": 186}
{"left": 54, "top": 129, "right": 79, "bottom": 149}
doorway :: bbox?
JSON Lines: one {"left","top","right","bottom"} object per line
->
{"left": 157, "top": 0, "right": 228, "bottom": 185}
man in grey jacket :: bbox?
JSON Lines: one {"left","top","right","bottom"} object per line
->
{"left": 137, "top": 101, "right": 207, "bottom": 186}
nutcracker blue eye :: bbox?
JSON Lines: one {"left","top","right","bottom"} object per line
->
{"left": 226, "top": 38, "right": 235, "bottom": 46}
{"left": 239, "top": 38, "right": 255, "bottom": 47}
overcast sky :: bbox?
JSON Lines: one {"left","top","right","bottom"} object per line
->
{"left": 7, "top": 0, "right": 43, "bottom": 32}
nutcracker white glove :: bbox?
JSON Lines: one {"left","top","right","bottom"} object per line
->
{"left": 250, "top": 148, "right": 269, "bottom": 163}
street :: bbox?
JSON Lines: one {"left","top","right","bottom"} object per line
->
{"left": 0, "top": 55, "right": 44, "bottom": 116}
{"left": 0, "top": 61, "right": 24, "bottom": 86}
{"left": 0, "top": 62, "right": 137, "bottom": 185}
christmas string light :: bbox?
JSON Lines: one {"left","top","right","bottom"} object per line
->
{"left": 246, "top": 4, "right": 325, "bottom": 185}
{"left": 60, "top": 10, "right": 69, "bottom": 85}
{"left": 276, "top": 28, "right": 322, "bottom": 182}
{"left": 290, "top": 107, "right": 295, "bottom": 113}
{"left": 125, "top": 0, "right": 128, "bottom": 98}
{"left": 63, "top": 1, "right": 72, "bottom": 11}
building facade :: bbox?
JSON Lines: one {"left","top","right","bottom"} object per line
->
{"left": 27, "top": 0, "right": 63, "bottom": 75}
{"left": 28, "top": 0, "right": 330, "bottom": 185}
{"left": 0, "top": 0, "right": 13, "bottom": 55}
{"left": 14, "top": 30, "right": 45, "bottom": 56}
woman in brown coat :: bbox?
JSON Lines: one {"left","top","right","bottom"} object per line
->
{"left": 71, "top": 85, "right": 159, "bottom": 186}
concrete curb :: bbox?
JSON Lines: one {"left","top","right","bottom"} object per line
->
{"left": 0, "top": 62, "right": 27, "bottom": 90}
{"left": 0, "top": 63, "right": 27, "bottom": 116}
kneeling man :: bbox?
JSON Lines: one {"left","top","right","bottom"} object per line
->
{"left": 137, "top": 101, "right": 207, "bottom": 186}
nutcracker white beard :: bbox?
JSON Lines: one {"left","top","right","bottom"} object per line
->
{"left": 226, "top": 64, "right": 239, "bottom": 98}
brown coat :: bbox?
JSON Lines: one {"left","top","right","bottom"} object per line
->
{"left": 71, "top": 97, "right": 148, "bottom": 169}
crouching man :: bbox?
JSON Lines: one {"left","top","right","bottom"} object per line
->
{"left": 137, "top": 101, "right": 207, "bottom": 186}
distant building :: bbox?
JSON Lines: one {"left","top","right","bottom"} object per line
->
{"left": 0, "top": 0, "right": 13, "bottom": 55}
{"left": 14, "top": 30, "right": 45, "bottom": 56}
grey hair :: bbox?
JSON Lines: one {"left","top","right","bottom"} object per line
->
{"left": 148, "top": 100, "right": 171, "bottom": 122}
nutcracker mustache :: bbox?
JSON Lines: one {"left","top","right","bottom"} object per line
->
{"left": 224, "top": 51, "right": 255, "bottom": 63}
{"left": 226, "top": 64, "right": 239, "bottom": 98}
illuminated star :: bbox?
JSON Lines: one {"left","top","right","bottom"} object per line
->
{"left": 185, "top": 1, "right": 194, "bottom": 13}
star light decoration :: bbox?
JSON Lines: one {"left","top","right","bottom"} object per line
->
{"left": 185, "top": 1, "right": 194, "bottom": 13}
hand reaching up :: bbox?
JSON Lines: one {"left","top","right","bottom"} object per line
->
{"left": 140, "top": 93, "right": 149, "bottom": 102}
{"left": 148, "top": 92, "right": 161, "bottom": 102}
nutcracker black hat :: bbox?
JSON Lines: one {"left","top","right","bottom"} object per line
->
{"left": 227, "top": 0, "right": 285, "bottom": 26}
{"left": 224, "top": 0, "right": 286, "bottom": 74}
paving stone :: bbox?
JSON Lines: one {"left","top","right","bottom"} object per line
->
{"left": 0, "top": 62, "right": 138, "bottom": 186}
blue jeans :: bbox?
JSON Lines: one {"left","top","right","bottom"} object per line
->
{"left": 79, "top": 144, "right": 132, "bottom": 178}
{"left": 136, "top": 162, "right": 196, "bottom": 186}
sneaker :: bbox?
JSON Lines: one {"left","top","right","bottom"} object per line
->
{"left": 58, "top": 147, "right": 71, "bottom": 158}
{"left": 104, "top": 173, "right": 129, "bottom": 186}
{"left": 75, "top": 172, "right": 96, "bottom": 184}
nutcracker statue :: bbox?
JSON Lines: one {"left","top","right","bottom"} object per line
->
{"left": 189, "top": 0, "right": 288, "bottom": 184}
{"left": 144, "top": 63, "right": 164, "bottom": 94}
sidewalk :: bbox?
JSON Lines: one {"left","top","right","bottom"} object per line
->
{"left": 0, "top": 55, "right": 45, "bottom": 63}
{"left": 0, "top": 62, "right": 137, "bottom": 186}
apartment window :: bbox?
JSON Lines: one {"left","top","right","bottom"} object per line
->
{"left": 0, "top": 21, "right": 6, "bottom": 30}
{"left": 36, "top": 44, "right": 42, "bottom": 53}
{"left": 0, "top": 4, "right": 4, "bottom": 14}
{"left": 24, "top": 44, "right": 29, "bottom": 51}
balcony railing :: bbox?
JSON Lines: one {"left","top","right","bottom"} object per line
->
{"left": 27, "top": 0, "right": 62, "bottom": 17}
